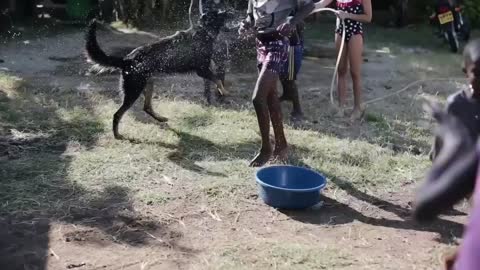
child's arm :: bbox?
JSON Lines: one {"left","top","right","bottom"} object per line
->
{"left": 413, "top": 107, "right": 477, "bottom": 223}
{"left": 429, "top": 95, "right": 458, "bottom": 162}
{"left": 314, "top": 0, "right": 334, "bottom": 9}
{"left": 246, "top": 0, "right": 254, "bottom": 25}
{"left": 239, "top": 0, "right": 255, "bottom": 36}
{"left": 278, "top": 0, "right": 314, "bottom": 36}
{"left": 338, "top": 0, "right": 372, "bottom": 23}
{"left": 414, "top": 145, "right": 477, "bottom": 222}
{"left": 429, "top": 135, "right": 442, "bottom": 161}
{"left": 289, "top": 0, "right": 315, "bottom": 25}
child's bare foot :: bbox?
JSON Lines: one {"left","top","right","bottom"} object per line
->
{"left": 349, "top": 106, "right": 365, "bottom": 122}
{"left": 332, "top": 105, "right": 347, "bottom": 118}
{"left": 271, "top": 146, "right": 288, "bottom": 164}
{"left": 249, "top": 148, "right": 273, "bottom": 167}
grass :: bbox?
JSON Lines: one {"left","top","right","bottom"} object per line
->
{"left": 365, "top": 112, "right": 390, "bottom": 131}
{"left": 211, "top": 241, "right": 353, "bottom": 270}
{"left": 0, "top": 23, "right": 467, "bottom": 269}
{"left": 0, "top": 72, "right": 25, "bottom": 96}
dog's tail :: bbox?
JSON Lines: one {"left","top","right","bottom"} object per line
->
{"left": 85, "top": 20, "right": 125, "bottom": 69}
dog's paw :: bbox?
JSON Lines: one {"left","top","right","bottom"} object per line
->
{"left": 114, "top": 134, "right": 126, "bottom": 140}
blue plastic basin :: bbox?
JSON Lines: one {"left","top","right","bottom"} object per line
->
{"left": 255, "top": 165, "right": 327, "bottom": 209}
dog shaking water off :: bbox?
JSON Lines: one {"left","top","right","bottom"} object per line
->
{"left": 85, "top": 11, "right": 230, "bottom": 140}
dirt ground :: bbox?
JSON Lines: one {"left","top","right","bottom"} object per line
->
{"left": 0, "top": 22, "right": 472, "bottom": 270}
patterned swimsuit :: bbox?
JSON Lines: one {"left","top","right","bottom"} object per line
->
{"left": 336, "top": 0, "right": 364, "bottom": 42}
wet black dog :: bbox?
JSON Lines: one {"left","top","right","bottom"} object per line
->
{"left": 86, "top": 21, "right": 244, "bottom": 105}
{"left": 85, "top": 11, "right": 230, "bottom": 140}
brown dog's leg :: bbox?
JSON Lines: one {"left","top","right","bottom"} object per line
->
{"left": 143, "top": 79, "right": 168, "bottom": 123}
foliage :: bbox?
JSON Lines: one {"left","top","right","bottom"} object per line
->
{"left": 464, "top": 0, "right": 480, "bottom": 25}
{"left": 411, "top": 0, "right": 480, "bottom": 26}
{"left": 102, "top": 0, "right": 247, "bottom": 27}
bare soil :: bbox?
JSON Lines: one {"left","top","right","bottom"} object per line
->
{"left": 0, "top": 23, "right": 470, "bottom": 270}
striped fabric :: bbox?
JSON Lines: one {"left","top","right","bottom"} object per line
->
{"left": 256, "top": 38, "right": 289, "bottom": 74}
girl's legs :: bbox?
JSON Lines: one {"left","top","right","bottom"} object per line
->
{"left": 335, "top": 33, "right": 349, "bottom": 114}
{"left": 348, "top": 34, "right": 365, "bottom": 120}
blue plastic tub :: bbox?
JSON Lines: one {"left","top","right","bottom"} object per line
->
{"left": 255, "top": 165, "right": 327, "bottom": 209}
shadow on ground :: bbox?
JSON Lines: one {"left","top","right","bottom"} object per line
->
{"left": 0, "top": 75, "right": 195, "bottom": 270}
{"left": 281, "top": 172, "right": 463, "bottom": 245}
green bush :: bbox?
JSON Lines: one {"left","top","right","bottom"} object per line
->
{"left": 410, "top": 0, "right": 480, "bottom": 26}
{"left": 464, "top": 0, "right": 480, "bottom": 25}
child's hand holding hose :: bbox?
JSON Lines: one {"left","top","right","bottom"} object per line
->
{"left": 277, "top": 17, "right": 295, "bottom": 37}
{"left": 336, "top": 10, "right": 349, "bottom": 20}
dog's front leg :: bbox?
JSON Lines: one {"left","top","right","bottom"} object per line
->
{"left": 214, "top": 69, "right": 226, "bottom": 102}
{"left": 143, "top": 79, "right": 168, "bottom": 123}
{"left": 196, "top": 68, "right": 227, "bottom": 97}
{"left": 203, "top": 78, "right": 213, "bottom": 104}
{"left": 211, "top": 59, "right": 227, "bottom": 101}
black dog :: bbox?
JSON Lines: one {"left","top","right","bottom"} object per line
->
{"left": 87, "top": 19, "right": 238, "bottom": 105}
{"left": 85, "top": 11, "right": 229, "bottom": 140}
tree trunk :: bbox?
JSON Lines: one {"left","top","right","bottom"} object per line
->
{"left": 159, "top": 0, "right": 170, "bottom": 23}
{"left": 395, "top": 0, "right": 409, "bottom": 27}
{"left": 99, "top": 0, "right": 115, "bottom": 22}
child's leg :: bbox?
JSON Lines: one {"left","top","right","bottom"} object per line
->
{"left": 280, "top": 44, "right": 304, "bottom": 120}
{"left": 279, "top": 79, "right": 293, "bottom": 101}
{"left": 250, "top": 66, "right": 277, "bottom": 167}
{"left": 348, "top": 34, "right": 365, "bottom": 120}
{"left": 267, "top": 84, "right": 288, "bottom": 162}
{"left": 280, "top": 79, "right": 303, "bottom": 119}
{"left": 251, "top": 38, "right": 289, "bottom": 166}
{"left": 335, "top": 34, "right": 349, "bottom": 109}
